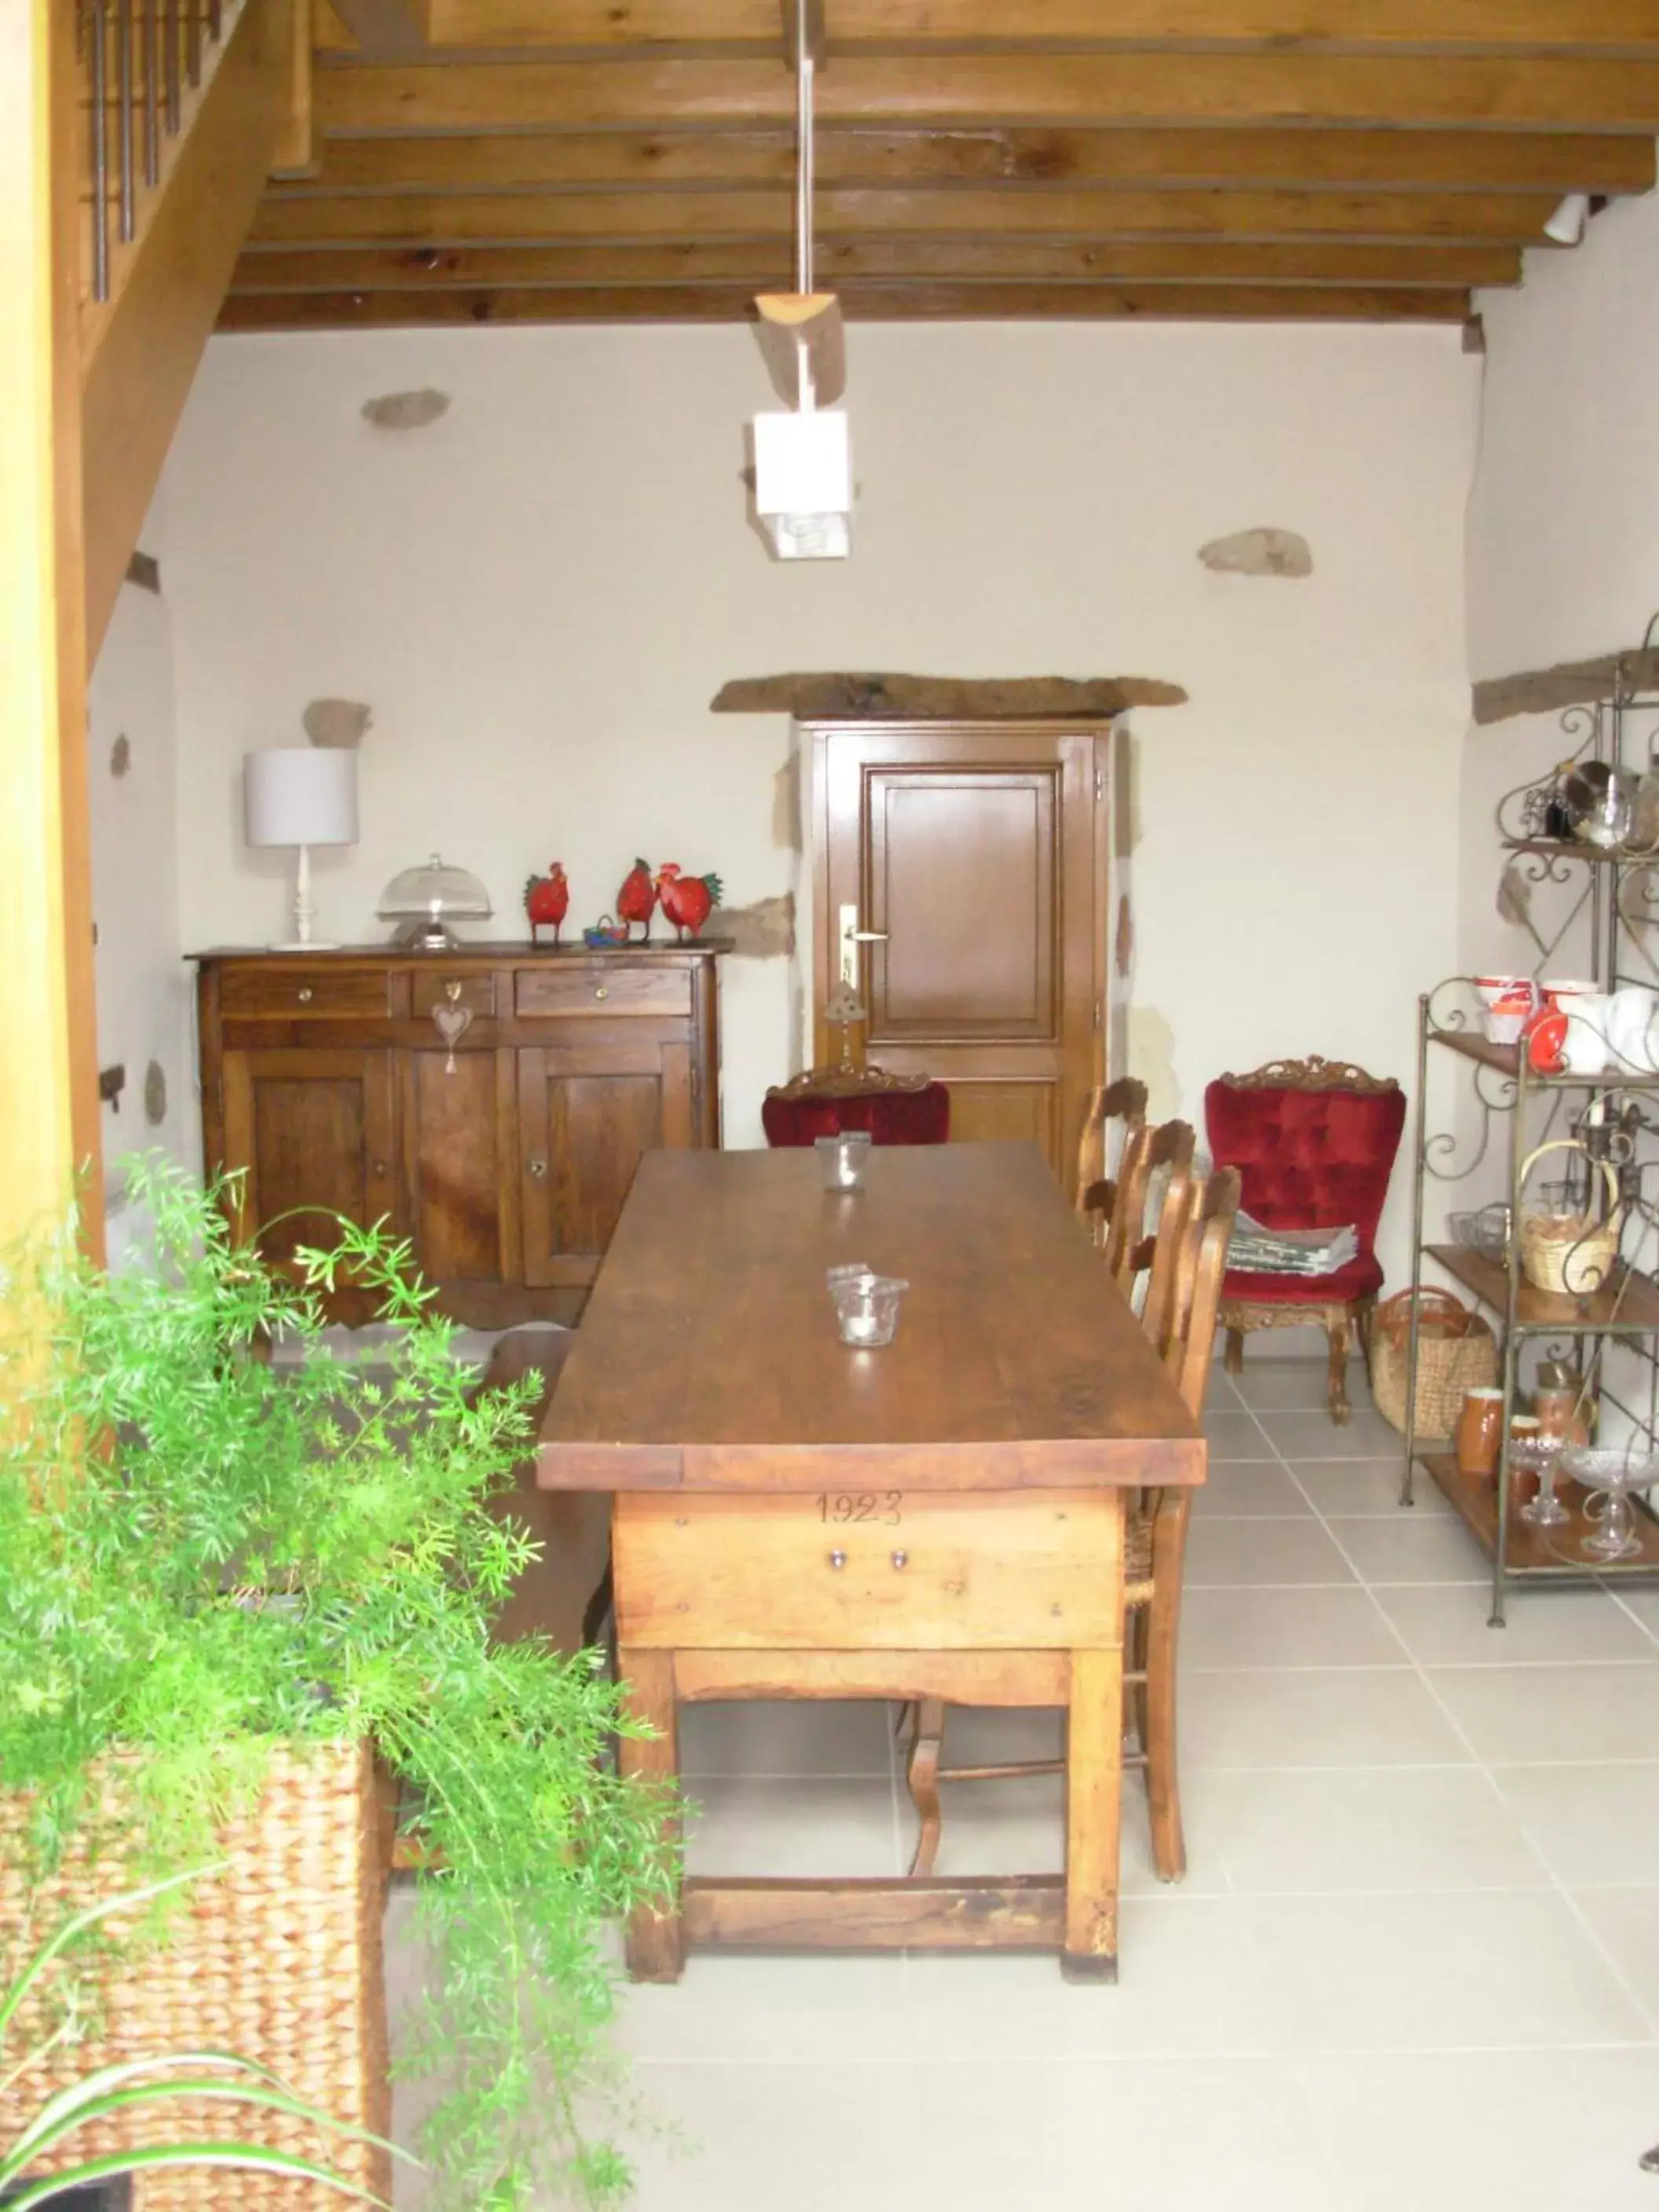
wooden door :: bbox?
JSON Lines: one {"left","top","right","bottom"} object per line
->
{"left": 815, "top": 723, "right": 1111, "bottom": 1175}
{"left": 222, "top": 1047, "right": 397, "bottom": 1263}
{"left": 518, "top": 1038, "right": 694, "bottom": 1289}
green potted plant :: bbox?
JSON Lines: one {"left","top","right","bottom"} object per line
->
{"left": 0, "top": 1158, "right": 675, "bottom": 2210}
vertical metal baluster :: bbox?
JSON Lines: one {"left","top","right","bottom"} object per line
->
{"left": 116, "top": 0, "right": 135, "bottom": 243}
{"left": 144, "top": 0, "right": 159, "bottom": 185}
{"left": 185, "top": 0, "right": 200, "bottom": 86}
{"left": 163, "top": 0, "right": 180, "bottom": 134}
{"left": 90, "top": 0, "right": 110, "bottom": 302}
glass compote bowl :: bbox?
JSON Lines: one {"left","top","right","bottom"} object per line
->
{"left": 1507, "top": 1433, "right": 1571, "bottom": 1529}
{"left": 1559, "top": 1445, "right": 1659, "bottom": 1561}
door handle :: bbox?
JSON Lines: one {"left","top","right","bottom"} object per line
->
{"left": 837, "top": 903, "right": 889, "bottom": 989}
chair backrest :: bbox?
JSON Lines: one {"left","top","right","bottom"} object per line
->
{"left": 761, "top": 1077, "right": 950, "bottom": 1147}
{"left": 1203, "top": 1057, "right": 1404, "bottom": 1258}
{"left": 1119, "top": 1118, "right": 1197, "bottom": 1311}
{"left": 1074, "top": 1077, "right": 1149, "bottom": 1233}
{"left": 1161, "top": 1167, "right": 1243, "bottom": 1420}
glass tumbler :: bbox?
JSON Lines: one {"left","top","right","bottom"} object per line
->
{"left": 826, "top": 1265, "right": 909, "bottom": 1347}
{"left": 817, "top": 1132, "right": 872, "bottom": 1194}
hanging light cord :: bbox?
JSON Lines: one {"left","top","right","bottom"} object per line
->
{"left": 796, "top": 0, "right": 814, "bottom": 298}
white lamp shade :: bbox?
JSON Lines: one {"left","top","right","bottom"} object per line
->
{"left": 244, "top": 747, "right": 358, "bottom": 849}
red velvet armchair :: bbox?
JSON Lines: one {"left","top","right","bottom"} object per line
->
{"left": 1203, "top": 1056, "right": 1404, "bottom": 1425}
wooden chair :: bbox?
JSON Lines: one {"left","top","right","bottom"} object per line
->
{"left": 1073, "top": 1078, "right": 1148, "bottom": 1249}
{"left": 905, "top": 1163, "right": 1240, "bottom": 1886}
{"left": 1205, "top": 1055, "right": 1404, "bottom": 1425}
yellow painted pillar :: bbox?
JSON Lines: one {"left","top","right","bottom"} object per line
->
{"left": 0, "top": 0, "right": 103, "bottom": 1256}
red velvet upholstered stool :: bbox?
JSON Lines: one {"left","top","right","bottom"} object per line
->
{"left": 1203, "top": 1055, "right": 1404, "bottom": 1426}
{"left": 762, "top": 1068, "right": 951, "bottom": 1148}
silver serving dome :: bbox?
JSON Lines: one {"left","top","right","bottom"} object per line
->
{"left": 376, "top": 853, "right": 492, "bottom": 950}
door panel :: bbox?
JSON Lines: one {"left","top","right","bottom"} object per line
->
{"left": 817, "top": 723, "right": 1109, "bottom": 1179}
{"left": 869, "top": 772, "right": 1057, "bottom": 1037}
{"left": 518, "top": 1041, "right": 694, "bottom": 1288}
{"left": 406, "top": 1047, "right": 507, "bottom": 1282}
{"left": 222, "top": 1047, "right": 396, "bottom": 1264}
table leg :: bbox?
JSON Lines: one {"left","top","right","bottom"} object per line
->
{"left": 617, "top": 1646, "right": 685, "bottom": 1983}
{"left": 1060, "top": 1643, "right": 1122, "bottom": 1983}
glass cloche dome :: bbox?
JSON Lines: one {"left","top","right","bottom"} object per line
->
{"left": 376, "top": 853, "right": 493, "bottom": 950}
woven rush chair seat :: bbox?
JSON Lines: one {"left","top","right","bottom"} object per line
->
{"left": 1205, "top": 1054, "right": 1404, "bottom": 1426}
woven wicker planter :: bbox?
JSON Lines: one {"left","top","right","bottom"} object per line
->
{"left": 0, "top": 1740, "right": 392, "bottom": 2210}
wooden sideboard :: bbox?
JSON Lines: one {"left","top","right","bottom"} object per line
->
{"left": 194, "top": 943, "right": 726, "bottom": 1327}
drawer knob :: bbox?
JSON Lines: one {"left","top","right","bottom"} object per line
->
{"left": 891, "top": 1550, "right": 909, "bottom": 1571}
{"left": 594, "top": 985, "right": 610, "bottom": 1002}
{"left": 296, "top": 986, "right": 313, "bottom": 1004}
{"left": 828, "top": 1548, "right": 848, "bottom": 1570}
{"left": 444, "top": 980, "right": 463, "bottom": 1003}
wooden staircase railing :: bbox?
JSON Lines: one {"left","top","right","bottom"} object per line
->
{"left": 76, "top": 0, "right": 311, "bottom": 658}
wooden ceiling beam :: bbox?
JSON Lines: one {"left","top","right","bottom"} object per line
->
{"left": 322, "top": 0, "right": 1659, "bottom": 53}
{"left": 315, "top": 53, "right": 1659, "bottom": 135}
{"left": 230, "top": 236, "right": 1518, "bottom": 291}
{"left": 265, "top": 126, "right": 1657, "bottom": 200}
{"left": 217, "top": 280, "right": 1471, "bottom": 330}
{"left": 328, "top": 0, "right": 431, "bottom": 55}
{"left": 244, "top": 184, "right": 1562, "bottom": 247}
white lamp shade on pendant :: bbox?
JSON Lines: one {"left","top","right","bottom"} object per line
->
{"left": 244, "top": 747, "right": 359, "bottom": 850}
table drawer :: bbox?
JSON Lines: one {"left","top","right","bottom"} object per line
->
{"left": 410, "top": 971, "right": 497, "bottom": 1019}
{"left": 515, "top": 966, "right": 691, "bottom": 1020}
{"left": 613, "top": 1489, "right": 1122, "bottom": 1652}
{"left": 218, "top": 968, "right": 390, "bottom": 1020}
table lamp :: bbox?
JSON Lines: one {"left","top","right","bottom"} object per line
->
{"left": 244, "top": 747, "right": 359, "bottom": 949}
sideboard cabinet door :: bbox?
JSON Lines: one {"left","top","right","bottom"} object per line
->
{"left": 518, "top": 1038, "right": 694, "bottom": 1290}
{"left": 222, "top": 1048, "right": 398, "bottom": 1264}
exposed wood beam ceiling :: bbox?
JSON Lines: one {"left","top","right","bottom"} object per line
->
{"left": 228, "top": 1, "right": 1659, "bottom": 331}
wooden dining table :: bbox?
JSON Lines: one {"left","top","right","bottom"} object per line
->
{"left": 537, "top": 1140, "right": 1204, "bottom": 1983}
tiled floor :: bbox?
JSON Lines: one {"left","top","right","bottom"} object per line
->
{"left": 387, "top": 1357, "right": 1659, "bottom": 2208}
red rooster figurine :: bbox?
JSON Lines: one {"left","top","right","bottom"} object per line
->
{"left": 654, "top": 863, "right": 723, "bottom": 941}
{"left": 524, "top": 862, "right": 569, "bottom": 946}
{"left": 616, "top": 857, "right": 657, "bottom": 942}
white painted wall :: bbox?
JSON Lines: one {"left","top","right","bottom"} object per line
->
{"left": 86, "top": 514, "right": 193, "bottom": 1266}
{"left": 160, "top": 320, "right": 1477, "bottom": 1280}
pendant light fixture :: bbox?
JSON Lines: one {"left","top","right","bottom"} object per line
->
{"left": 750, "top": 0, "right": 851, "bottom": 560}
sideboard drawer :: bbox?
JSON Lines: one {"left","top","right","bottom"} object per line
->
{"left": 218, "top": 968, "right": 390, "bottom": 1021}
{"left": 613, "top": 1490, "right": 1122, "bottom": 1651}
{"left": 515, "top": 965, "right": 692, "bottom": 1020}
{"left": 410, "top": 971, "right": 498, "bottom": 1019}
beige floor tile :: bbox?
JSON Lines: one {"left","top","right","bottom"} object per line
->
{"left": 1183, "top": 1514, "right": 1357, "bottom": 1587}
{"left": 1295, "top": 1457, "right": 1441, "bottom": 1517}
{"left": 1322, "top": 1510, "right": 1489, "bottom": 1584}
{"left": 1294, "top": 2048, "right": 1659, "bottom": 2212}
{"left": 682, "top": 1776, "right": 899, "bottom": 1878}
{"left": 1258, "top": 1407, "right": 1401, "bottom": 1461}
{"left": 1570, "top": 1887, "right": 1659, "bottom": 2028}
{"left": 1243, "top": 1888, "right": 1650, "bottom": 2049}
{"left": 621, "top": 2060, "right": 924, "bottom": 2212}
{"left": 1192, "top": 1462, "right": 1314, "bottom": 1517}
{"left": 1181, "top": 1584, "right": 1404, "bottom": 1668}
{"left": 911, "top": 2056, "right": 1342, "bottom": 2210}
{"left": 1491, "top": 1761, "right": 1659, "bottom": 1886}
{"left": 1207, "top": 1765, "right": 1550, "bottom": 1894}
{"left": 1231, "top": 1357, "right": 1372, "bottom": 1412}
{"left": 677, "top": 1697, "right": 895, "bottom": 1779}
{"left": 1607, "top": 1584, "right": 1659, "bottom": 1649}
{"left": 616, "top": 1950, "right": 914, "bottom": 2066}
{"left": 899, "top": 1897, "right": 1284, "bottom": 2057}
{"left": 1204, "top": 1407, "right": 1276, "bottom": 1460}
{"left": 1375, "top": 1580, "right": 1656, "bottom": 1667}
{"left": 1179, "top": 1665, "right": 1468, "bottom": 1771}
{"left": 1427, "top": 1661, "right": 1659, "bottom": 1764}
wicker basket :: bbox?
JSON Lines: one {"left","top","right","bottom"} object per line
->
{"left": 1372, "top": 1287, "right": 1497, "bottom": 1438}
{"left": 1518, "top": 1140, "right": 1621, "bottom": 1296}
{"left": 0, "top": 1740, "right": 392, "bottom": 2210}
